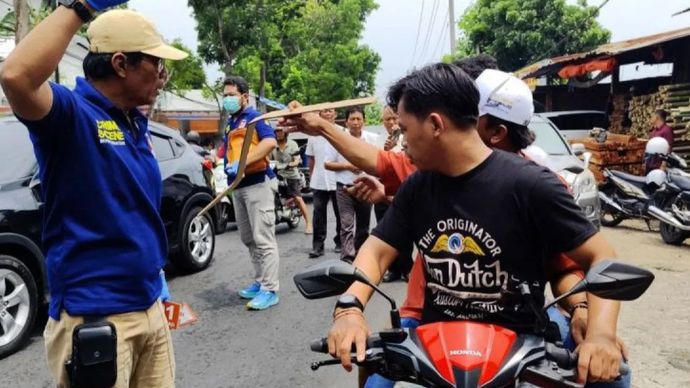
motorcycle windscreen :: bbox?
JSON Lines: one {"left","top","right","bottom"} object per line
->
{"left": 416, "top": 321, "right": 517, "bottom": 387}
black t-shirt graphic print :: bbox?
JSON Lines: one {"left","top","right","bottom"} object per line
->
{"left": 372, "top": 150, "right": 596, "bottom": 328}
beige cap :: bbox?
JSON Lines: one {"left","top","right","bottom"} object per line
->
{"left": 87, "top": 9, "right": 188, "bottom": 61}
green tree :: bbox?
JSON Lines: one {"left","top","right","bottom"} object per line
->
{"left": 451, "top": 0, "right": 611, "bottom": 71}
{"left": 365, "top": 102, "right": 383, "bottom": 125}
{"left": 165, "top": 39, "right": 206, "bottom": 94}
{"left": 189, "top": 0, "right": 380, "bottom": 104}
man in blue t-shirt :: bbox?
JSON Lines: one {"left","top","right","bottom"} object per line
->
{"left": 0, "top": 3, "right": 188, "bottom": 386}
{"left": 222, "top": 76, "right": 281, "bottom": 310}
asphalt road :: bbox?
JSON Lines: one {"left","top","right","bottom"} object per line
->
{"left": 1, "top": 215, "right": 688, "bottom": 387}
{"left": 0, "top": 207, "right": 407, "bottom": 388}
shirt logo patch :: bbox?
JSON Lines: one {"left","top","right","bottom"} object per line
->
{"left": 431, "top": 233, "right": 485, "bottom": 256}
{"left": 97, "top": 120, "right": 125, "bottom": 145}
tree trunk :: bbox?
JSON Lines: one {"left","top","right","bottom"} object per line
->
{"left": 258, "top": 62, "right": 266, "bottom": 113}
{"left": 13, "top": 0, "right": 30, "bottom": 44}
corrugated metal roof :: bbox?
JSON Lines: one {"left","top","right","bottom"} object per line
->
{"left": 516, "top": 26, "right": 690, "bottom": 79}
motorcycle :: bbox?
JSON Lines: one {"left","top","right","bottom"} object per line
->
{"left": 293, "top": 259, "right": 654, "bottom": 388}
{"left": 657, "top": 153, "right": 690, "bottom": 245}
{"left": 272, "top": 163, "right": 304, "bottom": 229}
{"left": 213, "top": 161, "right": 235, "bottom": 233}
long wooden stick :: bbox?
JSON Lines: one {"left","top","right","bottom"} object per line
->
{"left": 197, "top": 122, "right": 256, "bottom": 218}
{"left": 198, "top": 96, "right": 376, "bottom": 219}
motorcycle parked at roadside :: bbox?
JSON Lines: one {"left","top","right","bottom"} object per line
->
{"left": 657, "top": 152, "right": 690, "bottom": 245}
{"left": 598, "top": 138, "right": 683, "bottom": 230}
{"left": 294, "top": 259, "right": 653, "bottom": 388}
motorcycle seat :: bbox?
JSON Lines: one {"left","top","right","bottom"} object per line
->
{"left": 669, "top": 172, "right": 690, "bottom": 191}
{"left": 609, "top": 170, "right": 647, "bottom": 186}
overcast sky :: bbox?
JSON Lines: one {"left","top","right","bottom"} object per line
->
{"left": 129, "top": 0, "right": 690, "bottom": 100}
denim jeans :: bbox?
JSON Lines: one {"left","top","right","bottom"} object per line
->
{"left": 547, "top": 307, "right": 631, "bottom": 388}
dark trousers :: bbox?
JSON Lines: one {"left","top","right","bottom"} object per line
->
{"left": 374, "top": 202, "right": 412, "bottom": 276}
{"left": 311, "top": 189, "right": 341, "bottom": 253}
{"left": 336, "top": 184, "right": 372, "bottom": 261}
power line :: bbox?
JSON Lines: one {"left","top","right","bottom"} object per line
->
{"left": 409, "top": 0, "right": 426, "bottom": 68}
{"left": 430, "top": 8, "right": 450, "bottom": 62}
{"left": 417, "top": 0, "right": 441, "bottom": 64}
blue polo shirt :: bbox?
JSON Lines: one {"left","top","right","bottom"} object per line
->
{"left": 17, "top": 78, "right": 167, "bottom": 320}
{"left": 225, "top": 107, "right": 276, "bottom": 188}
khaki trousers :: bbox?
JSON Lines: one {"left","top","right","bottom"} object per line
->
{"left": 44, "top": 301, "right": 175, "bottom": 388}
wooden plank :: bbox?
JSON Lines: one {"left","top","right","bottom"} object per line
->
{"left": 249, "top": 96, "right": 378, "bottom": 124}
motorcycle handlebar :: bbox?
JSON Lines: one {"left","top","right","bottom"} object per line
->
{"left": 310, "top": 337, "right": 379, "bottom": 354}
{"left": 546, "top": 343, "right": 630, "bottom": 376}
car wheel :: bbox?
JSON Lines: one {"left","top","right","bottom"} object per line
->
{"left": 172, "top": 206, "right": 216, "bottom": 273}
{"left": 0, "top": 255, "right": 38, "bottom": 359}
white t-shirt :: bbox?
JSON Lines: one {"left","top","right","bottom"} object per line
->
{"left": 324, "top": 130, "right": 381, "bottom": 185}
{"left": 306, "top": 135, "right": 338, "bottom": 191}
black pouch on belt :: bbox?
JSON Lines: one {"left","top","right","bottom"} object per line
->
{"left": 65, "top": 317, "right": 117, "bottom": 388}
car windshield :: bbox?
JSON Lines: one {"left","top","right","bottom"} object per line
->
{"left": 530, "top": 119, "right": 571, "bottom": 156}
{"left": 0, "top": 121, "right": 36, "bottom": 184}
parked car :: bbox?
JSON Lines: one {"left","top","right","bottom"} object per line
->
{"left": 0, "top": 118, "right": 218, "bottom": 358}
{"left": 530, "top": 115, "right": 601, "bottom": 228}
{"left": 539, "top": 110, "right": 607, "bottom": 141}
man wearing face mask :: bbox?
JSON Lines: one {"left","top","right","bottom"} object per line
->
{"left": 222, "top": 76, "right": 281, "bottom": 311}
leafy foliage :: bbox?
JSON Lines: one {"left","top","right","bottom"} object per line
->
{"left": 189, "top": 0, "right": 380, "bottom": 104}
{"left": 451, "top": 0, "right": 611, "bottom": 71}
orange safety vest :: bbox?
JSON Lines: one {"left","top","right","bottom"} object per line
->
{"left": 226, "top": 125, "right": 269, "bottom": 175}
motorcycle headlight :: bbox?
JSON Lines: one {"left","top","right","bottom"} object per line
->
{"left": 572, "top": 169, "right": 596, "bottom": 197}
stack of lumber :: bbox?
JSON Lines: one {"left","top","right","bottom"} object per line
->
{"left": 608, "top": 94, "right": 628, "bottom": 134}
{"left": 581, "top": 133, "right": 647, "bottom": 183}
{"left": 626, "top": 83, "right": 690, "bottom": 170}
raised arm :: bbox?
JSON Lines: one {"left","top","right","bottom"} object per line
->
{"left": 0, "top": 5, "right": 89, "bottom": 120}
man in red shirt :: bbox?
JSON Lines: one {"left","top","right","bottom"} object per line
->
{"left": 646, "top": 109, "right": 674, "bottom": 172}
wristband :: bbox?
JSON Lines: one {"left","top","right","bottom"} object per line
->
{"left": 568, "top": 301, "right": 588, "bottom": 317}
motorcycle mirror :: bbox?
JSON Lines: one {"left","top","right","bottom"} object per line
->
{"left": 583, "top": 260, "right": 655, "bottom": 300}
{"left": 544, "top": 260, "right": 654, "bottom": 311}
{"left": 293, "top": 259, "right": 403, "bottom": 328}
{"left": 572, "top": 143, "right": 586, "bottom": 157}
{"left": 293, "top": 259, "right": 363, "bottom": 299}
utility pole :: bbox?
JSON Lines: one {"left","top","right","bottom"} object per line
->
{"left": 13, "top": 0, "right": 30, "bottom": 44}
{"left": 448, "top": 0, "right": 456, "bottom": 56}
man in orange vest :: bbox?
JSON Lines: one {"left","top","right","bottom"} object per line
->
{"left": 223, "top": 76, "right": 280, "bottom": 310}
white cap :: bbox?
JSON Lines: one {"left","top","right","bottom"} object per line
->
{"left": 476, "top": 69, "right": 534, "bottom": 126}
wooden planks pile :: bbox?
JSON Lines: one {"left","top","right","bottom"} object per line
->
{"left": 608, "top": 94, "right": 628, "bottom": 134}
{"left": 626, "top": 83, "right": 690, "bottom": 169}
{"left": 580, "top": 133, "right": 647, "bottom": 183}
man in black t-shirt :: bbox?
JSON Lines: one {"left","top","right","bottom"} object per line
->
{"left": 321, "top": 64, "right": 624, "bottom": 384}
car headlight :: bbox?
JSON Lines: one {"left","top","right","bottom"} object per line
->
{"left": 572, "top": 169, "right": 596, "bottom": 197}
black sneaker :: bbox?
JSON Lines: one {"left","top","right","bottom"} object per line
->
{"left": 308, "top": 250, "right": 324, "bottom": 258}
{"left": 334, "top": 245, "right": 342, "bottom": 253}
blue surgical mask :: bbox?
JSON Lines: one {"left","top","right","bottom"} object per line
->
{"left": 223, "top": 96, "right": 242, "bottom": 114}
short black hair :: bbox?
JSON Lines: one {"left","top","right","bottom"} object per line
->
{"left": 83, "top": 52, "right": 145, "bottom": 80}
{"left": 452, "top": 54, "right": 499, "bottom": 80}
{"left": 345, "top": 106, "right": 365, "bottom": 120}
{"left": 387, "top": 63, "right": 479, "bottom": 128}
{"left": 224, "top": 76, "right": 249, "bottom": 94}
{"left": 655, "top": 109, "right": 668, "bottom": 121}
{"left": 485, "top": 115, "right": 534, "bottom": 150}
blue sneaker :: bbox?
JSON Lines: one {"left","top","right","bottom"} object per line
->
{"left": 246, "top": 290, "right": 279, "bottom": 310}
{"left": 238, "top": 282, "right": 261, "bottom": 299}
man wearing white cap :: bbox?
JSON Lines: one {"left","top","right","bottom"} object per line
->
{"left": 319, "top": 63, "right": 625, "bottom": 385}
{"left": 1, "top": 2, "right": 187, "bottom": 386}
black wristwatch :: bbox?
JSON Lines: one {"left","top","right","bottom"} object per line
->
{"left": 58, "top": 0, "right": 94, "bottom": 23}
{"left": 335, "top": 294, "right": 364, "bottom": 313}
